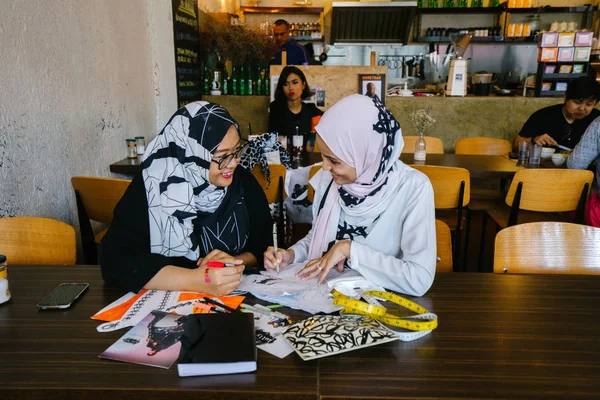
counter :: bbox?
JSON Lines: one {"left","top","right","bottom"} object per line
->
{"left": 205, "top": 95, "right": 564, "bottom": 152}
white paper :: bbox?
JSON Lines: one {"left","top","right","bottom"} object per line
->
{"left": 243, "top": 310, "right": 294, "bottom": 359}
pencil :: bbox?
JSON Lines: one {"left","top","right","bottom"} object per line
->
{"left": 273, "top": 223, "right": 279, "bottom": 274}
{"left": 204, "top": 297, "right": 237, "bottom": 313}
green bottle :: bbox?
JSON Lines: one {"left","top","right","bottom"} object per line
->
{"left": 264, "top": 70, "right": 270, "bottom": 96}
{"left": 222, "top": 67, "right": 228, "bottom": 95}
{"left": 240, "top": 66, "right": 246, "bottom": 96}
{"left": 257, "top": 68, "right": 264, "bottom": 96}
{"left": 458, "top": 0, "right": 467, "bottom": 7}
{"left": 444, "top": 0, "right": 454, "bottom": 8}
{"left": 429, "top": 0, "right": 438, "bottom": 7}
{"left": 203, "top": 66, "right": 210, "bottom": 95}
{"left": 232, "top": 66, "right": 238, "bottom": 95}
{"left": 247, "top": 66, "right": 253, "bottom": 95}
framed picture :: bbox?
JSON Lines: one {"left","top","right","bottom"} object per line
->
{"left": 358, "top": 74, "right": 386, "bottom": 105}
{"left": 544, "top": 65, "right": 556, "bottom": 74}
{"left": 573, "top": 64, "right": 585, "bottom": 74}
{"left": 541, "top": 82, "right": 553, "bottom": 91}
{"left": 555, "top": 82, "right": 568, "bottom": 92}
{"left": 558, "top": 65, "right": 572, "bottom": 74}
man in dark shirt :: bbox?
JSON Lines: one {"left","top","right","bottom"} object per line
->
{"left": 513, "top": 77, "right": 600, "bottom": 150}
{"left": 270, "top": 19, "right": 309, "bottom": 66}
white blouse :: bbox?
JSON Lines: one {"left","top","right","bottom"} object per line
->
{"left": 290, "top": 166, "right": 436, "bottom": 297}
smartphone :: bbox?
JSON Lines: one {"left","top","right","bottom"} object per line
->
{"left": 37, "top": 283, "right": 89, "bottom": 309}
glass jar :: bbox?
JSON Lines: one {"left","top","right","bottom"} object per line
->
{"left": 0, "top": 254, "right": 11, "bottom": 305}
{"left": 526, "top": 15, "right": 541, "bottom": 36}
{"left": 135, "top": 136, "right": 146, "bottom": 156}
{"left": 126, "top": 139, "right": 137, "bottom": 159}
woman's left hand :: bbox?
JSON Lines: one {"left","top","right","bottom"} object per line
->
{"left": 297, "top": 240, "right": 351, "bottom": 284}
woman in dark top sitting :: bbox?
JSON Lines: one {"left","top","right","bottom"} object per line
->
{"left": 101, "top": 102, "right": 273, "bottom": 295}
{"left": 268, "top": 66, "right": 323, "bottom": 151}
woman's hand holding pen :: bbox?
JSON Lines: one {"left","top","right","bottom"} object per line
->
{"left": 263, "top": 247, "right": 294, "bottom": 271}
{"left": 197, "top": 249, "right": 244, "bottom": 296}
{"left": 297, "top": 240, "right": 351, "bottom": 284}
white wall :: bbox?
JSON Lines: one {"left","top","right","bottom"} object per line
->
{"left": 0, "top": 1, "right": 177, "bottom": 228}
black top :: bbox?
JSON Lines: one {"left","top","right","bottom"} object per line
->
{"left": 518, "top": 104, "right": 600, "bottom": 148}
{"left": 268, "top": 101, "right": 323, "bottom": 139}
{"left": 100, "top": 166, "right": 273, "bottom": 293}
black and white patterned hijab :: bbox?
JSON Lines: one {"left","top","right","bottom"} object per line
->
{"left": 307, "top": 94, "right": 407, "bottom": 260}
{"left": 141, "top": 101, "right": 248, "bottom": 260}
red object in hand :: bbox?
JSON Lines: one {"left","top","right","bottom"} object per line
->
{"left": 206, "top": 261, "right": 236, "bottom": 268}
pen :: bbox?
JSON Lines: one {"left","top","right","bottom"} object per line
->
{"left": 204, "top": 297, "right": 237, "bottom": 313}
{"left": 241, "top": 303, "right": 288, "bottom": 319}
{"left": 273, "top": 223, "right": 279, "bottom": 274}
{"left": 206, "top": 261, "right": 236, "bottom": 268}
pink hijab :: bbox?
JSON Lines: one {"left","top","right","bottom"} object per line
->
{"left": 307, "top": 94, "right": 405, "bottom": 260}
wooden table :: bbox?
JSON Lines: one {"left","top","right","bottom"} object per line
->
{"left": 2, "top": 266, "right": 600, "bottom": 399}
{"left": 110, "top": 153, "right": 323, "bottom": 176}
{"left": 400, "top": 154, "right": 521, "bottom": 178}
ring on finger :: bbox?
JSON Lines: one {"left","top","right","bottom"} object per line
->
{"left": 317, "top": 265, "right": 322, "bottom": 271}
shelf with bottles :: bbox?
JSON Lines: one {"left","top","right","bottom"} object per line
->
{"left": 240, "top": 6, "right": 323, "bottom": 14}
{"left": 202, "top": 64, "right": 271, "bottom": 97}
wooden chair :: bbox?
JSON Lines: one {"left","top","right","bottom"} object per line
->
{"left": 0, "top": 217, "right": 76, "bottom": 265}
{"left": 494, "top": 222, "right": 600, "bottom": 275}
{"left": 479, "top": 169, "right": 594, "bottom": 271}
{"left": 402, "top": 136, "right": 444, "bottom": 155}
{"left": 455, "top": 137, "right": 512, "bottom": 156}
{"left": 71, "top": 176, "right": 131, "bottom": 264}
{"left": 306, "top": 164, "right": 322, "bottom": 204}
{"left": 435, "top": 219, "right": 453, "bottom": 273}
{"left": 411, "top": 165, "right": 470, "bottom": 271}
{"left": 251, "top": 165, "right": 287, "bottom": 246}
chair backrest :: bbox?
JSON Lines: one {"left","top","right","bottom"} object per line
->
{"left": 455, "top": 137, "right": 512, "bottom": 156}
{"left": 251, "top": 165, "right": 287, "bottom": 203}
{"left": 307, "top": 164, "right": 323, "bottom": 203}
{"left": 71, "top": 176, "right": 131, "bottom": 224}
{"left": 0, "top": 217, "right": 76, "bottom": 265}
{"left": 410, "top": 165, "right": 470, "bottom": 208}
{"left": 402, "top": 136, "right": 444, "bottom": 155}
{"left": 494, "top": 222, "right": 600, "bottom": 275}
{"left": 435, "top": 219, "right": 453, "bottom": 272}
{"left": 505, "top": 169, "right": 593, "bottom": 212}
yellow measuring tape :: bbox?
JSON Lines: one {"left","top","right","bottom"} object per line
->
{"left": 332, "top": 290, "right": 438, "bottom": 332}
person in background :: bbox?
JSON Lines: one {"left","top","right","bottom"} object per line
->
{"left": 304, "top": 43, "right": 323, "bottom": 66}
{"left": 567, "top": 117, "right": 600, "bottom": 227}
{"left": 270, "top": 19, "right": 309, "bottom": 66}
{"left": 513, "top": 77, "right": 600, "bottom": 150}
{"left": 268, "top": 66, "right": 323, "bottom": 151}
{"left": 264, "top": 95, "right": 436, "bottom": 297}
{"left": 101, "top": 102, "right": 273, "bottom": 295}
{"left": 365, "top": 82, "right": 380, "bottom": 102}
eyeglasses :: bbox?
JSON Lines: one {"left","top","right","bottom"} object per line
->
{"left": 211, "top": 140, "right": 249, "bottom": 170}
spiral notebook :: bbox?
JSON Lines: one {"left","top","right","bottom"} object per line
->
{"left": 282, "top": 315, "right": 398, "bottom": 361}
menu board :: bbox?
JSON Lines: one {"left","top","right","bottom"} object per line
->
{"left": 172, "top": 0, "right": 201, "bottom": 108}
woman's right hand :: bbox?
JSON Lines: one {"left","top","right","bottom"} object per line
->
{"left": 263, "top": 247, "right": 294, "bottom": 271}
{"left": 200, "top": 264, "right": 245, "bottom": 296}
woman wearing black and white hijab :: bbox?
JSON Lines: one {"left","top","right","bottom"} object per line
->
{"left": 102, "top": 102, "right": 273, "bottom": 295}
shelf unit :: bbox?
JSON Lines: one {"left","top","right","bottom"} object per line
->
{"left": 240, "top": 6, "right": 324, "bottom": 44}
{"left": 412, "top": 5, "right": 596, "bottom": 44}
{"left": 534, "top": 61, "right": 591, "bottom": 97}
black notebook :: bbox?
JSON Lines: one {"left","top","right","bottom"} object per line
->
{"left": 177, "top": 312, "right": 257, "bottom": 377}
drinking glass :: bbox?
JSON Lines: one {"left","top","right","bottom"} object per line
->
{"left": 528, "top": 143, "right": 542, "bottom": 167}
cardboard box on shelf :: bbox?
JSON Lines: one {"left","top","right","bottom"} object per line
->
{"left": 538, "top": 32, "right": 559, "bottom": 48}
{"left": 557, "top": 47, "right": 574, "bottom": 62}
{"left": 558, "top": 32, "right": 575, "bottom": 47}
{"left": 574, "top": 32, "right": 593, "bottom": 47}
{"left": 538, "top": 47, "right": 558, "bottom": 62}
{"left": 573, "top": 47, "right": 591, "bottom": 62}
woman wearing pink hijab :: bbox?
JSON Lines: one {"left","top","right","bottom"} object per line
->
{"left": 264, "top": 94, "right": 436, "bottom": 296}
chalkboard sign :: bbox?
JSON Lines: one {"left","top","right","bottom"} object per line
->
{"left": 172, "top": 0, "right": 201, "bottom": 108}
